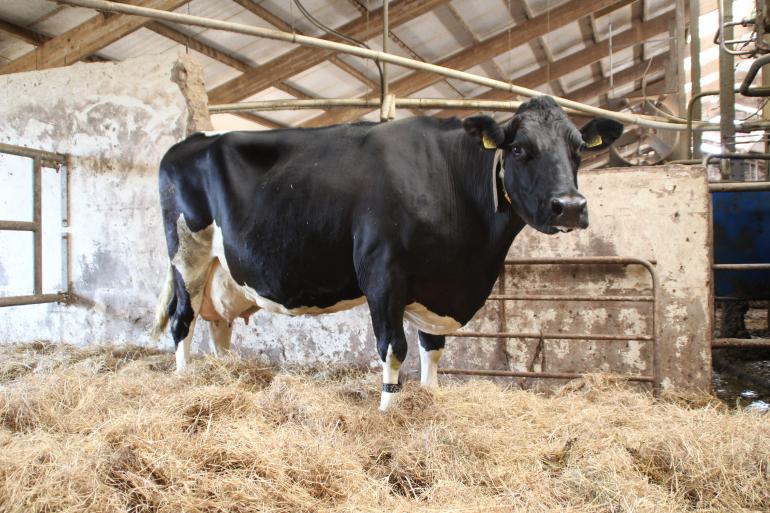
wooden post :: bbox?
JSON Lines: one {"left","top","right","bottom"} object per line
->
{"left": 719, "top": 0, "right": 736, "bottom": 179}
{"left": 675, "top": 0, "right": 688, "bottom": 160}
{"left": 690, "top": 0, "right": 702, "bottom": 158}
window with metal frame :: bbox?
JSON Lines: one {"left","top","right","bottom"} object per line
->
{"left": 0, "top": 143, "right": 69, "bottom": 307}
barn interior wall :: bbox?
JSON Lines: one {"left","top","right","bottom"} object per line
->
{"left": 0, "top": 54, "right": 210, "bottom": 351}
{"left": 0, "top": 56, "right": 711, "bottom": 391}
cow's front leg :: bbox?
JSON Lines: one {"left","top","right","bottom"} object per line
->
{"left": 418, "top": 331, "right": 444, "bottom": 388}
{"left": 379, "top": 341, "right": 404, "bottom": 411}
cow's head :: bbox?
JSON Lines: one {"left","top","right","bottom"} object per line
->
{"left": 463, "top": 96, "right": 622, "bottom": 234}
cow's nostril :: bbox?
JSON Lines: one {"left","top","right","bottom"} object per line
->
{"left": 551, "top": 199, "right": 564, "bottom": 216}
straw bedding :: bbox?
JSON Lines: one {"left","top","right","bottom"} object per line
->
{"left": 0, "top": 342, "right": 767, "bottom": 513}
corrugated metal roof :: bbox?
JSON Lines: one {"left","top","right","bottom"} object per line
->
{"left": 285, "top": 60, "right": 369, "bottom": 97}
{"left": 0, "top": 0, "right": 59, "bottom": 27}
{"left": 450, "top": 0, "right": 513, "bottom": 40}
{"left": 392, "top": 10, "right": 465, "bottom": 62}
{"left": 259, "top": 0, "right": 361, "bottom": 37}
{"left": 0, "top": 0, "right": 748, "bottom": 156}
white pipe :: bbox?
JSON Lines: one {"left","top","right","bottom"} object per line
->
{"left": 209, "top": 98, "right": 535, "bottom": 113}
{"left": 210, "top": 98, "right": 721, "bottom": 129}
{"left": 57, "top": 0, "right": 691, "bottom": 131}
{"left": 210, "top": 99, "right": 381, "bottom": 112}
{"left": 380, "top": 0, "right": 389, "bottom": 121}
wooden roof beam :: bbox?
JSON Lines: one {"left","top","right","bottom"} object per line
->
{"left": 507, "top": 0, "right": 563, "bottom": 96}
{"left": 303, "top": 0, "right": 633, "bottom": 127}
{"left": 145, "top": 18, "right": 297, "bottom": 127}
{"left": 208, "top": 0, "right": 451, "bottom": 105}
{"left": 0, "top": 0, "right": 190, "bottom": 75}
{"left": 568, "top": 54, "right": 668, "bottom": 104}
{"left": 231, "top": 0, "right": 382, "bottom": 112}
{"left": 329, "top": 56, "right": 379, "bottom": 91}
{"left": 232, "top": 111, "right": 288, "bottom": 129}
{"left": 430, "top": 10, "right": 672, "bottom": 118}
{"left": 0, "top": 18, "right": 51, "bottom": 46}
{"left": 146, "top": 21, "right": 251, "bottom": 72}
{"left": 230, "top": 0, "right": 293, "bottom": 33}
{"left": 439, "top": 5, "right": 508, "bottom": 82}
{"left": 0, "top": 17, "right": 110, "bottom": 63}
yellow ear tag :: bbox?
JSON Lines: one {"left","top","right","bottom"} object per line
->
{"left": 482, "top": 134, "right": 497, "bottom": 149}
{"left": 585, "top": 134, "right": 603, "bottom": 148}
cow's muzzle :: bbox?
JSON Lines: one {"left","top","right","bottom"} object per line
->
{"left": 550, "top": 194, "right": 588, "bottom": 230}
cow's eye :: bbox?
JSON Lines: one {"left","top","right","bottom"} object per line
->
{"left": 510, "top": 144, "right": 525, "bottom": 159}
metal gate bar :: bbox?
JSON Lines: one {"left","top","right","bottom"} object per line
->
{"left": 0, "top": 143, "right": 67, "bottom": 307}
{"left": 439, "top": 256, "right": 660, "bottom": 395}
{"left": 709, "top": 173, "right": 770, "bottom": 349}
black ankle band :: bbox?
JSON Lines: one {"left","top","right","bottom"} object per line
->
{"left": 382, "top": 383, "right": 402, "bottom": 393}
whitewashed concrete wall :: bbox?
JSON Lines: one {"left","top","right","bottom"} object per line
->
{"left": 0, "top": 55, "right": 209, "bottom": 349}
{"left": 0, "top": 56, "right": 711, "bottom": 390}
{"left": 469, "top": 166, "right": 712, "bottom": 391}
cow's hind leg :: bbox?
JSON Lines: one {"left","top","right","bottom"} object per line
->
{"left": 168, "top": 215, "right": 216, "bottom": 371}
{"left": 208, "top": 319, "right": 232, "bottom": 358}
{"left": 361, "top": 273, "right": 409, "bottom": 411}
{"left": 170, "top": 266, "right": 204, "bottom": 372}
{"left": 418, "top": 331, "right": 445, "bottom": 388}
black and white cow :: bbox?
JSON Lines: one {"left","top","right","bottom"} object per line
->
{"left": 151, "top": 96, "right": 622, "bottom": 410}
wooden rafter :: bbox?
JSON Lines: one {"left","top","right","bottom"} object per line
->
{"left": 387, "top": 25, "right": 465, "bottom": 99}
{"left": 0, "top": 0, "right": 190, "bottom": 75}
{"left": 230, "top": 0, "right": 291, "bottom": 33}
{"left": 0, "top": 17, "right": 110, "bottom": 63}
{"left": 230, "top": 0, "right": 377, "bottom": 121}
{"left": 595, "top": 0, "right": 637, "bottom": 18}
{"left": 568, "top": 54, "right": 668, "bottom": 104}
{"left": 436, "top": 4, "right": 497, "bottom": 90}
{"left": 329, "top": 56, "right": 379, "bottom": 91}
{"left": 507, "top": 0, "right": 562, "bottom": 96}
{"left": 146, "top": 21, "right": 251, "bottom": 72}
{"left": 303, "top": 0, "right": 631, "bottom": 127}
{"left": 207, "top": 0, "right": 451, "bottom": 105}
{"left": 143, "top": 19, "right": 291, "bottom": 127}
{"left": 577, "top": 15, "right": 600, "bottom": 88}
{"left": 235, "top": 111, "right": 287, "bottom": 129}
{"left": 430, "top": 11, "right": 671, "bottom": 118}
{"left": 0, "top": 18, "right": 50, "bottom": 46}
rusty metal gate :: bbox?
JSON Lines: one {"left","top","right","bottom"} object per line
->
{"left": 440, "top": 256, "right": 661, "bottom": 395}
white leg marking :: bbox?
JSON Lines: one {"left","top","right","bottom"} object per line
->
{"left": 379, "top": 345, "right": 402, "bottom": 411}
{"left": 419, "top": 346, "right": 443, "bottom": 388}
{"left": 208, "top": 319, "right": 232, "bottom": 358}
{"left": 175, "top": 316, "right": 197, "bottom": 372}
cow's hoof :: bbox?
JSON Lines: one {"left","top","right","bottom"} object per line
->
{"left": 379, "top": 391, "right": 398, "bottom": 411}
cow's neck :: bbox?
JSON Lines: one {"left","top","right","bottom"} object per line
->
{"left": 449, "top": 132, "right": 527, "bottom": 261}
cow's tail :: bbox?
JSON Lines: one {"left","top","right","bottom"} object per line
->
{"left": 150, "top": 263, "right": 175, "bottom": 340}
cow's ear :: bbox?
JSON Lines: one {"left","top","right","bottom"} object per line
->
{"left": 463, "top": 115, "right": 506, "bottom": 150}
{"left": 579, "top": 117, "right": 624, "bottom": 151}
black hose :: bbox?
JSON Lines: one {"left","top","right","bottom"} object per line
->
{"left": 739, "top": 54, "right": 770, "bottom": 97}
{"left": 292, "top": 0, "right": 386, "bottom": 108}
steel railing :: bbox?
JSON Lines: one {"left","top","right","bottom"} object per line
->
{"left": 440, "top": 256, "right": 660, "bottom": 395}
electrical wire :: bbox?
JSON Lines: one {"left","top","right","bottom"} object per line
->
{"left": 292, "top": 0, "right": 385, "bottom": 107}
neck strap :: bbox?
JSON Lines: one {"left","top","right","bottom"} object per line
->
{"left": 492, "top": 149, "right": 512, "bottom": 212}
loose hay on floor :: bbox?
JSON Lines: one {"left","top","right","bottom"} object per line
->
{"left": 0, "top": 343, "right": 768, "bottom": 513}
